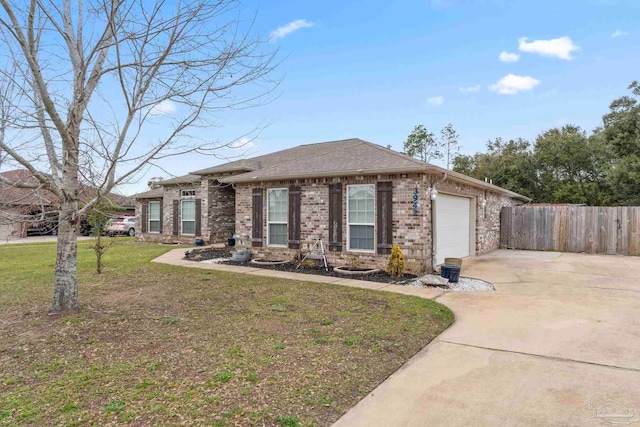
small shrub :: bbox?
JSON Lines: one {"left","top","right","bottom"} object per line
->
{"left": 320, "top": 318, "right": 334, "bottom": 326}
{"left": 348, "top": 256, "right": 361, "bottom": 269}
{"left": 299, "top": 259, "right": 315, "bottom": 268}
{"left": 273, "top": 343, "right": 286, "bottom": 350}
{"left": 386, "top": 245, "right": 405, "bottom": 278}
{"left": 163, "top": 317, "right": 180, "bottom": 325}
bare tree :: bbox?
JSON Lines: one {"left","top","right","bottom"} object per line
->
{"left": 0, "top": 0, "right": 276, "bottom": 312}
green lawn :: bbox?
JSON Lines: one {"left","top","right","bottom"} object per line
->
{"left": 0, "top": 240, "right": 453, "bottom": 426}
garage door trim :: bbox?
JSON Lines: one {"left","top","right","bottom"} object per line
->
{"left": 432, "top": 192, "right": 476, "bottom": 267}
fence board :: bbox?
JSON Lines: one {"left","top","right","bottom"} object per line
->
{"left": 630, "top": 207, "right": 640, "bottom": 256}
{"left": 500, "top": 205, "right": 640, "bottom": 256}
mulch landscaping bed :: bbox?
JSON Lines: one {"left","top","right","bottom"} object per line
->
{"left": 183, "top": 246, "right": 232, "bottom": 261}
{"left": 223, "top": 260, "right": 418, "bottom": 284}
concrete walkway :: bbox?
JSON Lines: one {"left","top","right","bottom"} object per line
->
{"left": 153, "top": 249, "right": 640, "bottom": 426}
{"left": 151, "top": 249, "right": 446, "bottom": 299}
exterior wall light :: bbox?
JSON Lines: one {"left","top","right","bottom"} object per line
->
{"left": 480, "top": 198, "right": 487, "bottom": 209}
{"left": 428, "top": 187, "right": 438, "bottom": 200}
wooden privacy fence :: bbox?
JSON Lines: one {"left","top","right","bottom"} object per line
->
{"left": 500, "top": 206, "right": 640, "bottom": 256}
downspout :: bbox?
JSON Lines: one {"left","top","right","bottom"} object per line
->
{"left": 430, "top": 172, "right": 448, "bottom": 272}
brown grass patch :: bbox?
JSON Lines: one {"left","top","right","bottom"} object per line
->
{"left": 0, "top": 242, "right": 452, "bottom": 426}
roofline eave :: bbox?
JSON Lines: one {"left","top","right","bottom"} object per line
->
{"left": 221, "top": 165, "right": 531, "bottom": 202}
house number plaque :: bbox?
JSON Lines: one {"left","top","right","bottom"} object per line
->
{"left": 412, "top": 186, "right": 419, "bottom": 216}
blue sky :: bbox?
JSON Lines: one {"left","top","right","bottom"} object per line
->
{"left": 128, "top": 0, "right": 639, "bottom": 193}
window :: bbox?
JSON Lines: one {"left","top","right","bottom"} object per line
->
{"left": 267, "top": 188, "right": 288, "bottom": 246}
{"left": 181, "top": 189, "right": 196, "bottom": 198}
{"left": 181, "top": 200, "right": 196, "bottom": 235}
{"left": 148, "top": 202, "right": 161, "bottom": 233}
{"left": 347, "top": 185, "right": 375, "bottom": 251}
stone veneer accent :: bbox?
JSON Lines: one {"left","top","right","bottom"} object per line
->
{"left": 136, "top": 178, "right": 235, "bottom": 244}
{"left": 235, "top": 173, "right": 522, "bottom": 274}
{"left": 208, "top": 181, "right": 235, "bottom": 242}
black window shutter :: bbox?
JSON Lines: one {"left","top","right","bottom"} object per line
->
{"left": 288, "top": 186, "right": 301, "bottom": 249}
{"left": 195, "top": 199, "right": 202, "bottom": 236}
{"left": 328, "top": 183, "right": 343, "bottom": 251}
{"left": 159, "top": 201, "right": 163, "bottom": 234}
{"left": 376, "top": 181, "right": 393, "bottom": 255}
{"left": 141, "top": 202, "right": 148, "bottom": 233}
{"left": 252, "top": 188, "right": 264, "bottom": 247}
{"left": 172, "top": 200, "right": 180, "bottom": 235}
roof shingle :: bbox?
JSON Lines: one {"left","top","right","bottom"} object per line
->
{"left": 132, "top": 188, "right": 164, "bottom": 199}
{"left": 221, "top": 139, "right": 428, "bottom": 183}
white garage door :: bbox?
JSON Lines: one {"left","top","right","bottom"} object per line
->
{"left": 435, "top": 194, "right": 471, "bottom": 265}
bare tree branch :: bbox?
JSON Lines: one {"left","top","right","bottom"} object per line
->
{"left": 0, "top": 0, "right": 277, "bottom": 311}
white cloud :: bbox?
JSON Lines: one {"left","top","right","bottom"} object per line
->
{"left": 427, "top": 96, "right": 445, "bottom": 106}
{"left": 459, "top": 85, "right": 481, "bottom": 93}
{"left": 518, "top": 36, "right": 579, "bottom": 60}
{"left": 499, "top": 51, "right": 520, "bottom": 62}
{"left": 269, "top": 19, "right": 315, "bottom": 42}
{"left": 229, "top": 137, "right": 256, "bottom": 151}
{"left": 489, "top": 74, "right": 540, "bottom": 95}
{"left": 611, "top": 29, "right": 627, "bottom": 38}
{"left": 149, "top": 100, "right": 176, "bottom": 116}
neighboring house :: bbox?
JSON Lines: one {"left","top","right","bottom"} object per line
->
{"left": 0, "top": 170, "right": 58, "bottom": 241}
{"left": 133, "top": 139, "right": 530, "bottom": 272}
{"left": 0, "top": 169, "right": 135, "bottom": 241}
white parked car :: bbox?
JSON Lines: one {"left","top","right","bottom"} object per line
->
{"left": 105, "top": 217, "right": 136, "bottom": 237}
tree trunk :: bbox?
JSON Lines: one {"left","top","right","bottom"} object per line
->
{"left": 52, "top": 200, "right": 79, "bottom": 312}
{"left": 95, "top": 232, "right": 103, "bottom": 274}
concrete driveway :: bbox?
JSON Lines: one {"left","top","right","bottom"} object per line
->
{"left": 333, "top": 250, "right": 640, "bottom": 427}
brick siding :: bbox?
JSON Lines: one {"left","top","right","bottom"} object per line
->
{"left": 136, "top": 178, "right": 235, "bottom": 244}
{"left": 235, "top": 173, "right": 521, "bottom": 273}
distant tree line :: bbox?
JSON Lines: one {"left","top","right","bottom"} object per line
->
{"left": 403, "top": 123, "right": 460, "bottom": 169}
{"left": 452, "top": 81, "right": 640, "bottom": 206}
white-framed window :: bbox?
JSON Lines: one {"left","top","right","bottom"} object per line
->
{"left": 181, "top": 199, "right": 196, "bottom": 235}
{"left": 267, "top": 188, "right": 288, "bottom": 246}
{"left": 181, "top": 189, "right": 196, "bottom": 198}
{"left": 347, "top": 184, "right": 375, "bottom": 252}
{"left": 148, "top": 201, "right": 161, "bottom": 233}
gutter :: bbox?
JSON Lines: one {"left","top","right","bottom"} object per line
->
{"left": 221, "top": 165, "right": 531, "bottom": 202}
{"left": 424, "top": 165, "right": 531, "bottom": 202}
{"left": 219, "top": 167, "right": 429, "bottom": 184}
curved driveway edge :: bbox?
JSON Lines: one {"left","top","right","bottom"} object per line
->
{"left": 153, "top": 248, "right": 640, "bottom": 427}
{"left": 334, "top": 250, "right": 640, "bottom": 427}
